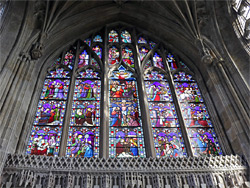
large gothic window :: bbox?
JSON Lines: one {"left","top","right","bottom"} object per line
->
{"left": 26, "top": 26, "right": 223, "bottom": 158}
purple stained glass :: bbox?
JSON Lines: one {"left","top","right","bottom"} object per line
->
{"left": 78, "top": 50, "right": 89, "bottom": 68}
{"left": 93, "top": 35, "right": 103, "bottom": 42}
{"left": 173, "top": 72, "right": 195, "bottom": 82}
{"left": 69, "top": 68, "right": 101, "bottom": 157}
{"left": 109, "top": 30, "right": 119, "bottom": 42}
{"left": 109, "top": 46, "right": 119, "bottom": 66}
{"left": 92, "top": 45, "right": 102, "bottom": 59}
{"left": 180, "top": 61, "right": 189, "bottom": 69}
{"left": 152, "top": 128, "right": 187, "bottom": 158}
{"left": 153, "top": 52, "right": 164, "bottom": 69}
{"left": 122, "top": 47, "right": 134, "bottom": 68}
{"left": 138, "top": 37, "right": 147, "bottom": 44}
{"left": 74, "top": 79, "right": 101, "bottom": 101}
{"left": 40, "top": 79, "right": 69, "bottom": 100}
{"left": 139, "top": 47, "right": 149, "bottom": 61}
{"left": 66, "top": 126, "right": 99, "bottom": 158}
{"left": 167, "top": 54, "right": 177, "bottom": 70}
{"left": 121, "top": 30, "right": 131, "bottom": 43}
{"left": 145, "top": 81, "right": 172, "bottom": 102}
{"left": 26, "top": 126, "right": 62, "bottom": 156}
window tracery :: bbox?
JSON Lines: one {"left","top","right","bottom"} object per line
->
{"left": 26, "top": 26, "right": 223, "bottom": 158}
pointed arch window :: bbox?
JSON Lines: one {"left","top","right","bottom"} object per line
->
{"left": 26, "top": 26, "right": 224, "bottom": 158}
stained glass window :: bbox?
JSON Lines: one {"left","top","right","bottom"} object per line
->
{"left": 139, "top": 47, "right": 149, "bottom": 61}
{"left": 92, "top": 45, "right": 102, "bottom": 60}
{"left": 93, "top": 35, "right": 103, "bottom": 42}
{"left": 78, "top": 50, "right": 89, "bottom": 68}
{"left": 144, "top": 71, "right": 187, "bottom": 158}
{"left": 167, "top": 54, "right": 177, "bottom": 71}
{"left": 109, "top": 66, "right": 146, "bottom": 157}
{"left": 66, "top": 69, "right": 101, "bottom": 157}
{"left": 27, "top": 27, "right": 223, "bottom": 159}
{"left": 174, "top": 72, "right": 223, "bottom": 156}
{"left": 138, "top": 37, "right": 147, "bottom": 44}
{"left": 26, "top": 52, "right": 74, "bottom": 156}
{"left": 109, "top": 30, "right": 119, "bottom": 43}
{"left": 121, "top": 30, "right": 131, "bottom": 43}
{"left": 122, "top": 47, "right": 134, "bottom": 68}
{"left": 108, "top": 46, "right": 120, "bottom": 66}
{"left": 153, "top": 52, "right": 164, "bottom": 69}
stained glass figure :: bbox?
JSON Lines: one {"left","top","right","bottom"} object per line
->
{"left": 78, "top": 50, "right": 89, "bottom": 68}
{"left": 92, "top": 45, "right": 102, "bottom": 60}
{"left": 66, "top": 127, "right": 99, "bottom": 157}
{"left": 27, "top": 126, "right": 62, "bottom": 156}
{"left": 153, "top": 52, "right": 164, "bottom": 69}
{"left": 167, "top": 54, "right": 177, "bottom": 70}
{"left": 122, "top": 47, "right": 134, "bottom": 68}
{"left": 144, "top": 71, "right": 187, "bottom": 158}
{"left": 173, "top": 72, "right": 222, "bottom": 156}
{"left": 109, "top": 66, "right": 146, "bottom": 157}
{"left": 91, "top": 58, "right": 100, "bottom": 69}
{"left": 68, "top": 69, "right": 101, "bottom": 157}
{"left": 121, "top": 30, "right": 131, "bottom": 43}
{"left": 27, "top": 58, "right": 72, "bottom": 156}
{"left": 109, "top": 30, "right": 119, "bottom": 43}
{"left": 63, "top": 50, "right": 75, "bottom": 70}
{"left": 139, "top": 47, "right": 149, "bottom": 61}
{"left": 84, "top": 38, "right": 91, "bottom": 46}
{"left": 138, "top": 37, "right": 147, "bottom": 44}
{"left": 93, "top": 35, "right": 103, "bottom": 42}
{"left": 149, "top": 41, "right": 156, "bottom": 49}
{"left": 108, "top": 46, "right": 119, "bottom": 66}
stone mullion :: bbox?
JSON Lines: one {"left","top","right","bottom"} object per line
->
{"left": 59, "top": 41, "right": 80, "bottom": 157}
{"left": 161, "top": 51, "right": 194, "bottom": 157}
{"left": 99, "top": 26, "right": 109, "bottom": 158}
{"left": 132, "top": 29, "right": 156, "bottom": 157}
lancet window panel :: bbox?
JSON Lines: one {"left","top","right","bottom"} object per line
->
{"left": 109, "top": 66, "right": 146, "bottom": 158}
{"left": 25, "top": 26, "right": 224, "bottom": 158}
{"left": 173, "top": 72, "right": 223, "bottom": 156}
{"left": 26, "top": 50, "right": 75, "bottom": 157}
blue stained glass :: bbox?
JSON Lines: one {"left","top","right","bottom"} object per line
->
{"left": 121, "top": 30, "right": 131, "bottom": 43}
{"left": 93, "top": 35, "right": 103, "bottom": 42}
{"left": 47, "top": 68, "right": 70, "bottom": 79}
{"left": 63, "top": 51, "right": 75, "bottom": 70}
{"left": 91, "top": 58, "right": 100, "bottom": 69}
{"left": 149, "top": 41, "right": 156, "bottom": 49}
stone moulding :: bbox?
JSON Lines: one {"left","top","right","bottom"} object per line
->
{"left": 1, "top": 154, "right": 250, "bottom": 188}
